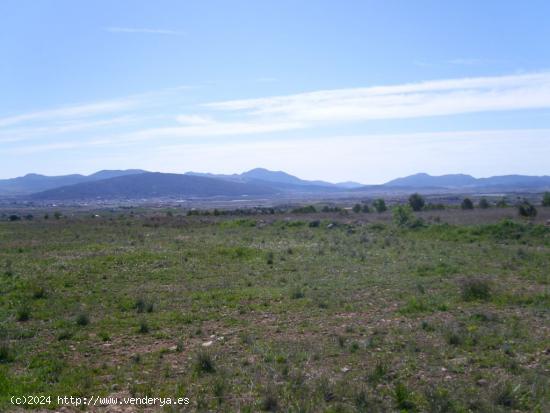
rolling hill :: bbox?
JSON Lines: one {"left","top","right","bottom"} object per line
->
{"left": 30, "top": 172, "right": 277, "bottom": 200}
{"left": 0, "top": 169, "right": 145, "bottom": 196}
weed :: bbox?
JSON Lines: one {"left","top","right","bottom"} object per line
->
{"left": 461, "top": 278, "right": 491, "bottom": 301}
{"left": 194, "top": 350, "right": 215, "bottom": 374}
{"left": 138, "top": 320, "right": 149, "bottom": 334}
{"left": 260, "top": 387, "right": 278, "bottom": 411}
{"left": 0, "top": 342, "right": 14, "bottom": 363}
{"left": 76, "top": 313, "right": 90, "bottom": 326}
{"left": 16, "top": 305, "right": 31, "bottom": 322}
{"left": 290, "top": 287, "right": 305, "bottom": 299}
{"left": 394, "top": 382, "right": 416, "bottom": 411}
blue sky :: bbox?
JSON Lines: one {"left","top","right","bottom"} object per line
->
{"left": 1, "top": 0, "right": 550, "bottom": 183}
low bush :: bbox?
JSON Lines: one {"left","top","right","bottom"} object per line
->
{"left": 461, "top": 278, "right": 491, "bottom": 301}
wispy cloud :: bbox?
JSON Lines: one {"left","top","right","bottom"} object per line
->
{"left": 0, "top": 98, "right": 139, "bottom": 128}
{"left": 4, "top": 71, "right": 550, "bottom": 154}
{"left": 103, "top": 27, "right": 185, "bottom": 36}
{"left": 206, "top": 72, "right": 550, "bottom": 123}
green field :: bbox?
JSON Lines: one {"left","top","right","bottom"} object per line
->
{"left": 1, "top": 209, "right": 549, "bottom": 412}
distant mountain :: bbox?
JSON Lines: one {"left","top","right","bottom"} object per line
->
{"left": 186, "top": 168, "right": 352, "bottom": 189}
{"left": 334, "top": 181, "right": 364, "bottom": 189}
{"left": 385, "top": 173, "right": 477, "bottom": 188}
{"left": 30, "top": 172, "right": 277, "bottom": 201}
{"left": 0, "top": 169, "right": 146, "bottom": 196}
{"left": 384, "top": 172, "right": 550, "bottom": 189}
{"left": 4, "top": 168, "right": 550, "bottom": 202}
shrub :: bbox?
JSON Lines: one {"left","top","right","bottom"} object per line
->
{"left": 32, "top": 286, "right": 47, "bottom": 299}
{"left": 57, "top": 330, "right": 73, "bottom": 340}
{"left": 308, "top": 220, "right": 320, "bottom": 228}
{"left": 76, "top": 313, "right": 90, "bottom": 326}
{"left": 53, "top": 211, "right": 62, "bottom": 220}
{"left": 494, "top": 382, "right": 525, "bottom": 409}
{"left": 518, "top": 200, "right": 537, "bottom": 218}
{"left": 425, "top": 387, "right": 455, "bottom": 412}
{"left": 461, "top": 198, "right": 474, "bottom": 210}
{"left": 543, "top": 191, "right": 550, "bottom": 207}
{"left": 394, "top": 382, "right": 416, "bottom": 411}
{"left": 292, "top": 205, "right": 316, "bottom": 214}
{"left": 393, "top": 205, "right": 424, "bottom": 229}
{"left": 16, "top": 305, "right": 30, "bottom": 322}
{"left": 373, "top": 199, "right": 387, "bottom": 213}
{"left": 447, "top": 330, "right": 464, "bottom": 346}
{"left": 478, "top": 198, "right": 490, "bottom": 209}
{"left": 461, "top": 278, "right": 491, "bottom": 301}
{"left": 8, "top": 215, "right": 21, "bottom": 221}
{"left": 195, "top": 350, "right": 215, "bottom": 373}
{"left": 352, "top": 203, "right": 362, "bottom": 213}
{"left": 393, "top": 205, "right": 413, "bottom": 227}
{"left": 0, "top": 342, "right": 14, "bottom": 363}
{"left": 290, "top": 287, "right": 305, "bottom": 299}
{"left": 266, "top": 252, "right": 274, "bottom": 265}
{"left": 362, "top": 204, "right": 370, "bottom": 213}
{"left": 138, "top": 320, "right": 149, "bottom": 334}
{"left": 260, "top": 387, "right": 278, "bottom": 411}
{"left": 135, "top": 297, "right": 154, "bottom": 313}
{"left": 408, "top": 193, "right": 425, "bottom": 211}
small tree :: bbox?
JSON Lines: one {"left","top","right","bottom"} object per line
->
{"left": 543, "top": 192, "right": 550, "bottom": 207}
{"left": 393, "top": 205, "right": 424, "bottom": 228}
{"left": 518, "top": 200, "right": 537, "bottom": 218}
{"left": 362, "top": 204, "right": 370, "bottom": 213}
{"left": 478, "top": 198, "right": 490, "bottom": 209}
{"left": 461, "top": 198, "right": 474, "bottom": 210}
{"left": 408, "top": 193, "right": 425, "bottom": 211}
{"left": 393, "top": 205, "right": 413, "bottom": 227}
{"left": 352, "top": 204, "right": 362, "bottom": 213}
{"left": 373, "top": 199, "right": 387, "bottom": 213}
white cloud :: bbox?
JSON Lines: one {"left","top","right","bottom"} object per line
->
{"left": 0, "top": 98, "right": 139, "bottom": 128}
{"left": 206, "top": 72, "right": 550, "bottom": 123}
{"left": 103, "top": 27, "right": 185, "bottom": 36}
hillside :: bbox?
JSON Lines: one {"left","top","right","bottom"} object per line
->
{"left": 385, "top": 172, "right": 550, "bottom": 189}
{"left": 0, "top": 169, "right": 145, "bottom": 196}
{"left": 30, "top": 172, "right": 277, "bottom": 200}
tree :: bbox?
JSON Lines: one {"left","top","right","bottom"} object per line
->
{"left": 393, "top": 205, "right": 424, "bottom": 228}
{"left": 518, "top": 200, "right": 537, "bottom": 218}
{"left": 373, "top": 199, "right": 387, "bottom": 213}
{"left": 408, "top": 193, "right": 425, "bottom": 211}
{"left": 362, "top": 204, "right": 370, "bottom": 213}
{"left": 543, "top": 192, "right": 550, "bottom": 207}
{"left": 461, "top": 198, "right": 474, "bottom": 210}
{"left": 478, "top": 198, "right": 490, "bottom": 209}
{"left": 352, "top": 204, "right": 362, "bottom": 213}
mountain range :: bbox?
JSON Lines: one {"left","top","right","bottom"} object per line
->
{"left": 1, "top": 168, "right": 549, "bottom": 201}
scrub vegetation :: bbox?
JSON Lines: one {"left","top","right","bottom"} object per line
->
{"left": 0, "top": 205, "right": 549, "bottom": 411}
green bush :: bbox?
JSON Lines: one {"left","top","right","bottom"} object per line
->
{"left": 408, "top": 193, "right": 425, "bottom": 211}
{"left": 461, "top": 278, "right": 491, "bottom": 301}
{"left": 543, "top": 192, "right": 550, "bottom": 207}
{"left": 393, "top": 205, "right": 424, "bottom": 228}
{"left": 461, "top": 198, "right": 474, "bottom": 210}
{"left": 76, "top": 313, "right": 90, "bottom": 326}
{"left": 373, "top": 199, "right": 387, "bottom": 213}
{"left": 0, "top": 342, "right": 14, "bottom": 363}
{"left": 195, "top": 350, "right": 215, "bottom": 373}
{"left": 478, "top": 198, "right": 490, "bottom": 209}
{"left": 518, "top": 200, "right": 537, "bottom": 218}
